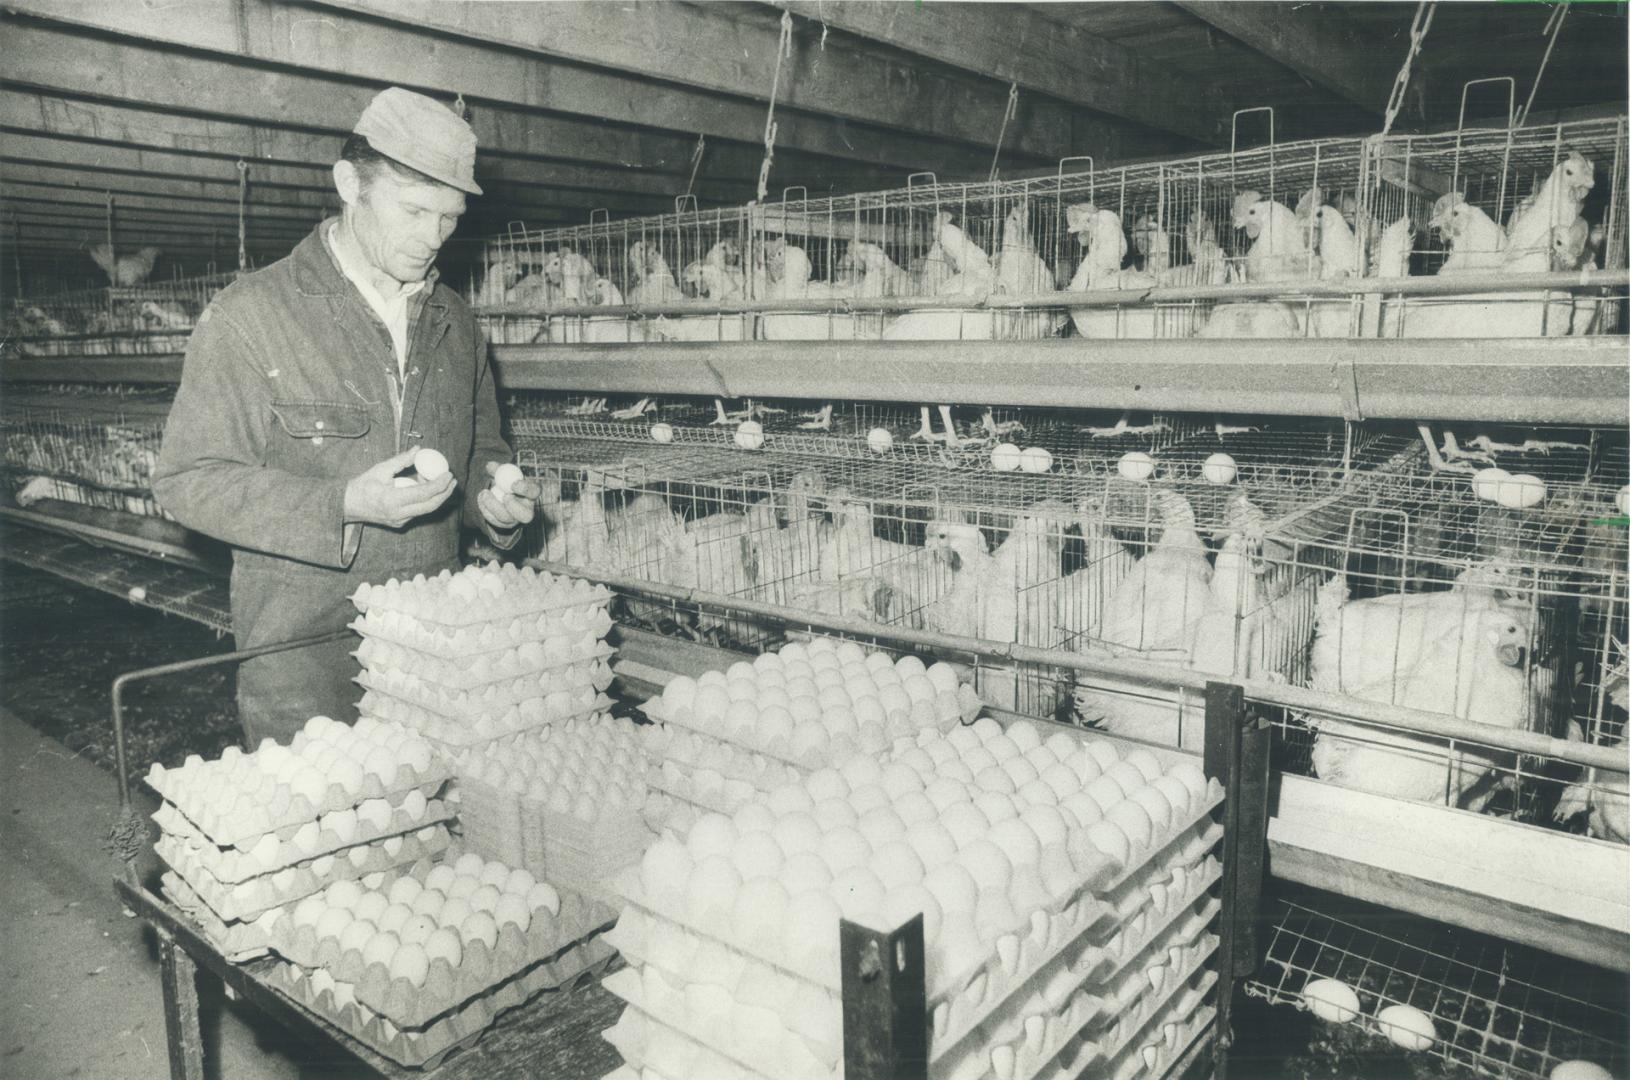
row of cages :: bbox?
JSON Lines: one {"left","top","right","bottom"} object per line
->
{"left": 3, "top": 385, "right": 1625, "bottom": 846}
{"left": 4, "top": 270, "right": 239, "bottom": 356}
{"left": 470, "top": 111, "right": 1628, "bottom": 345}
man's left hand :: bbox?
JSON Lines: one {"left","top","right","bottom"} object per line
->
{"left": 476, "top": 461, "right": 540, "bottom": 532}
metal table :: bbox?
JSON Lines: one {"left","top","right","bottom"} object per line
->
{"left": 114, "top": 877, "right": 625, "bottom": 1079}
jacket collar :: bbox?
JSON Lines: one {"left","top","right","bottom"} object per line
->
{"left": 292, "top": 217, "right": 447, "bottom": 317}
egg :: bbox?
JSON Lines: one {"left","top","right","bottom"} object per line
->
{"left": 460, "top": 910, "right": 499, "bottom": 951}
{"left": 780, "top": 851, "right": 834, "bottom": 897}
{"left": 315, "top": 906, "right": 354, "bottom": 941}
{"left": 377, "top": 902, "right": 413, "bottom": 934}
{"left": 1493, "top": 473, "right": 1546, "bottom": 509}
{"left": 478, "top": 861, "right": 511, "bottom": 889}
{"left": 504, "top": 867, "right": 537, "bottom": 896}
{"left": 1167, "top": 762, "right": 1209, "bottom": 804}
{"left": 326, "top": 879, "right": 364, "bottom": 910}
{"left": 412, "top": 448, "right": 449, "bottom": 481}
{"left": 494, "top": 893, "right": 532, "bottom": 932}
{"left": 904, "top": 822, "right": 959, "bottom": 870}
{"left": 410, "top": 889, "right": 446, "bottom": 920}
{"left": 1019, "top": 447, "right": 1053, "bottom": 474}
{"left": 687, "top": 855, "right": 743, "bottom": 931}
{"left": 424, "top": 926, "right": 463, "bottom": 968}
{"left": 1472, "top": 466, "right": 1512, "bottom": 502}
{"left": 1118, "top": 451, "right": 1156, "bottom": 481}
{"left": 1618, "top": 486, "right": 1630, "bottom": 517}
{"left": 732, "top": 878, "right": 790, "bottom": 953}
{"left": 351, "top": 892, "right": 388, "bottom": 925}
{"left": 731, "top": 830, "right": 785, "bottom": 881}
{"left": 526, "top": 882, "right": 560, "bottom": 916}
{"left": 470, "top": 884, "right": 503, "bottom": 914}
{"left": 1376, "top": 1004, "right": 1436, "bottom": 1051}
{"left": 338, "top": 918, "right": 376, "bottom": 955}
{"left": 386, "top": 876, "right": 423, "bottom": 907}
{"left": 438, "top": 896, "right": 473, "bottom": 930}
{"left": 990, "top": 443, "right": 1023, "bottom": 471}
{"left": 389, "top": 942, "right": 430, "bottom": 987}
{"left": 867, "top": 427, "right": 894, "bottom": 454}
{"left": 957, "top": 840, "right": 1013, "bottom": 893}
{"left": 734, "top": 420, "right": 765, "bottom": 450}
{"left": 362, "top": 930, "right": 400, "bottom": 968}
{"left": 400, "top": 914, "right": 437, "bottom": 946}
{"left": 491, "top": 462, "right": 525, "bottom": 497}
{"left": 650, "top": 422, "right": 674, "bottom": 444}
{"left": 1129, "top": 787, "right": 1173, "bottom": 835}
{"left": 1202, "top": 452, "right": 1237, "bottom": 485}
{"left": 1551, "top": 1062, "right": 1614, "bottom": 1080}
{"left": 1086, "top": 821, "right": 1130, "bottom": 865}
{"left": 1106, "top": 800, "right": 1154, "bottom": 852}
{"left": 1302, "top": 978, "right": 1361, "bottom": 1023}
{"left": 292, "top": 895, "right": 327, "bottom": 929}
{"left": 781, "top": 891, "right": 841, "bottom": 979}
{"left": 818, "top": 827, "right": 871, "bottom": 874}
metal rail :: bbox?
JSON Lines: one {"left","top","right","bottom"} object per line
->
{"left": 529, "top": 558, "right": 1630, "bottom": 774}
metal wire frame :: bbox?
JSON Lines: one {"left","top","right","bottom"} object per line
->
{"left": 1245, "top": 894, "right": 1628, "bottom": 1080}
{"left": 2, "top": 395, "right": 169, "bottom": 508}
{"left": 7, "top": 270, "right": 236, "bottom": 355}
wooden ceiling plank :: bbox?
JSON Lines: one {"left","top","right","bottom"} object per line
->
{"left": 1172, "top": 2, "right": 1397, "bottom": 115}
{"left": 774, "top": 0, "right": 1228, "bottom": 145}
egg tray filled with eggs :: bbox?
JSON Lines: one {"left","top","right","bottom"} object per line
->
{"left": 351, "top": 564, "right": 613, "bottom": 629}
{"left": 454, "top": 714, "right": 653, "bottom": 900}
{"left": 354, "top": 636, "right": 616, "bottom": 693}
{"left": 1094, "top": 977, "right": 1217, "bottom": 1080}
{"left": 265, "top": 919, "right": 617, "bottom": 1072}
{"left": 356, "top": 687, "right": 614, "bottom": 750}
{"left": 351, "top": 598, "right": 613, "bottom": 657}
{"left": 601, "top": 1005, "right": 789, "bottom": 1080}
{"left": 355, "top": 660, "right": 614, "bottom": 723}
{"left": 144, "top": 715, "right": 449, "bottom": 849}
{"left": 161, "top": 870, "right": 284, "bottom": 962}
{"left": 152, "top": 787, "right": 451, "bottom": 885}
{"left": 154, "top": 815, "right": 444, "bottom": 922}
{"left": 269, "top": 850, "right": 619, "bottom": 1030}
{"left": 602, "top": 718, "right": 1223, "bottom": 1080}
{"left": 155, "top": 824, "right": 454, "bottom": 924}
{"left": 641, "top": 642, "right": 982, "bottom": 774}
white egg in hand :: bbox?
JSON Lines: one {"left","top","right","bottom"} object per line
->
{"left": 412, "top": 448, "right": 449, "bottom": 481}
{"left": 1202, "top": 452, "right": 1237, "bottom": 485}
{"left": 491, "top": 462, "right": 525, "bottom": 497}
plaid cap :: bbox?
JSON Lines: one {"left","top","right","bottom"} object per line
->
{"left": 353, "top": 87, "right": 482, "bottom": 196}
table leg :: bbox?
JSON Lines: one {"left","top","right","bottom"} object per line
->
{"left": 159, "top": 930, "right": 206, "bottom": 1080}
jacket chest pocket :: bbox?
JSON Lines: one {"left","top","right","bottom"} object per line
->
{"left": 268, "top": 401, "right": 373, "bottom": 476}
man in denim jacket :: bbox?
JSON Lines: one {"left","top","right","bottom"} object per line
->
{"left": 154, "top": 88, "right": 537, "bottom": 746}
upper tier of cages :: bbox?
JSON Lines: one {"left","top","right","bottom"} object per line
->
{"left": 4, "top": 270, "right": 238, "bottom": 356}
{"left": 471, "top": 110, "right": 1627, "bottom": 345}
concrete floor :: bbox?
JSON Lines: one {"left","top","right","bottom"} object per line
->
{"left": 0, "top": 707, "right": 305, "bottom": 1080}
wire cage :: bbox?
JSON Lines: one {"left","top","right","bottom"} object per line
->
{"left": 1245, "top": 891, "right": 1628, "bottom": 1080}
{"left": 471, "top": 203, "right": 759, "bottom": 345}
{"left": 1358, "top": 109, "right": 1628, "bottom": 337}
{"left": 0, "top": 387, "right": 175, "bottom": 519}
{"left": 5, "top": 270, "right": 238, "bottom": 357}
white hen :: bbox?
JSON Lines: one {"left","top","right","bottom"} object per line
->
{"left": 1097, "top": 490, "right": 1213, "bottom": 653}
{"left": 88, "top": 244, "right": 160, "bottom": 287}
{"left": 1505, "top": 151, "right": 1594, "bottom": 265}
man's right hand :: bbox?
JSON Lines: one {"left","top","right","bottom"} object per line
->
{"left": 343, "top": 447, "right": 457, "bottom": 528}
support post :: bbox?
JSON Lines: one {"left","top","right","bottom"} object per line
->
{"left": 158, "top": 931, "right": 205, "bottom": 1080}
{"left": 841, "top": 914, "right": 927, "bottom": 1080}
{"left": 1203, "top": 681, "right": 1272, "bottom": 1080}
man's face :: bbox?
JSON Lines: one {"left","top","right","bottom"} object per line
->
{"left": 340, "top": 164, "right": 466, "bottom": 284}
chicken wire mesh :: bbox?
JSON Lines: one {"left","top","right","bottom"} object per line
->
{"left": 1, "top": 389, "right": 174, "bottom": 518}
{"left": 509, "top": 402, "right": 1627, "bottom": 835}
{"left": 5, "top": 271, "right": 237, "bottom": 356}
{"left": 1359, "top": 114, "right": 1628, "bottom": 337}
{"left": 1245, "top": 892, "right": 1628, "bottom": 1080}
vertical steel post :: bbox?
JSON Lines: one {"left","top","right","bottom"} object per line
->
{"left": 158, "top": 932, "right": 205, "bottom": 1080}
{"left": 841, "top": 914, "right": 928, "bottom": 1080}
{"left": 1204, "top": 680, "right": 1272, "bottom": 1080}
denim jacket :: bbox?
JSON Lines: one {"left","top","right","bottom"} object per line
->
{"left": 153, "top": 219, "right": 513, "bottom": 651}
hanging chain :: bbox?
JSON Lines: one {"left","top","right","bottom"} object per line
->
{"left": 236, "top": 160, "right": 249, "bottom": 273}
{"left": 988, "top": 82, "right": 1020, "bottom": 183}
{"left": 1516, "top": 3, "right": 1568, "bottom": 128}
{"left": 685, "top": 133, "right": 707, "bottom": 200}
{"left": 1381, "top": 0, "right": 1436, "bottom": 136}
{"left": 104, "top": 190, "right": 116, "bottom": 268}
{"left": 756, "top": 10, "right": 794, "bottom": 203}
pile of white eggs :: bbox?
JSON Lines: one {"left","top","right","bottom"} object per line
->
{"left": 147, "top": 715, "right": 441, "bottom": 847}
{"left": 281, "top": 853, "right": 560, "bottom": 997}
{"left": 352, "top": 605, "right": 612, "bottom": 658}
{"left": 612, "top": 718, "right": 1215, "bottom": 1080}
{"left": 458, "top": 714, "right": 646, "bottom": 822}
{"left": 352, "top": 563, "right": 611, "bottom": 626}
{"left": 990, "top": 444, "right": 1054, "bottom": 474}
{"left": 651, "top": 639, "right": 976, "bottom": 767}
{"left": 1472, "top": 467, "right": 1547, "bottom": 510}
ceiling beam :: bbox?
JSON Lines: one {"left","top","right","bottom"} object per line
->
{"left": 774, "top": 0, "right": 1226, "bottom": 146}
{"left": 0, "top": 89, "right": 758, "bottom": 203}
{"left": 0, "top": 21, "right": 898, "bottom": 205}
{"left": 1, "top": 1, "right": 1034, "bottom": 183}
{"left": 1172, "top": 2, "right": 1398, "bottom": 115}
{"left": 296, "top": 0, "right": 1075, "bottom": 164}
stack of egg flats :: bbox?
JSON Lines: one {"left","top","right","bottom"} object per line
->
{"left": 263, "top": 849, "right": 620, "bottom": 1067}
{"left": 350, "top": 563, "right": 616, "bottom": 749}
{"left": 638, "top": 637, "right": 982, "bottom": 833}
{"left": 145, "top": 714, "right": 455, "bottom": 960}
{"left": 601, "top": 715, "right": 1223, "bottom": 1080}
{"left": 454, "top": 713, "right": 653, "bottom": 902}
